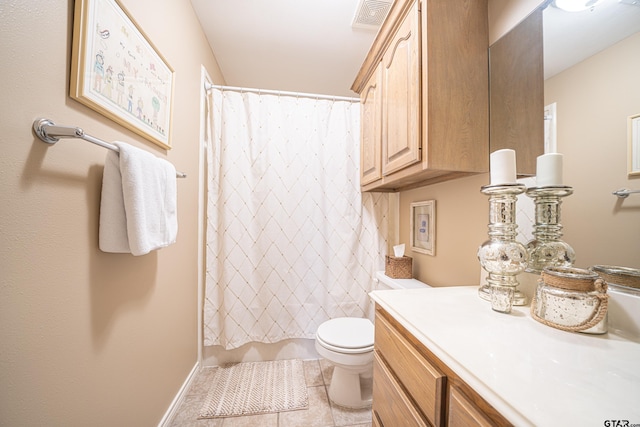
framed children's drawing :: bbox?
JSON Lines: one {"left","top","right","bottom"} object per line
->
{"left": 70, "top": 0, "right": 174, "bottom": 149}
{"left": 410, "top": 200, "right": 435, "bottom": 256}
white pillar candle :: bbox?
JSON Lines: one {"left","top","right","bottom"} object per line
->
{"left": 536, "top": 153, "right": 563, "bottom": 186}
{"left": 490, "top": 149, "right": 517, "bottom": 185}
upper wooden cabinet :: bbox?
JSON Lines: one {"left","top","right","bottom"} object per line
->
{"left": 489, "top": 9, "right": 544, "bottom": 176}
{"left": 352, "top": 0, "right": 489, "bottom": 192}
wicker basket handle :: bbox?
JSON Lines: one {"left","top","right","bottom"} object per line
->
{"left": 531, "top": 279, "right": 608, "bottom": 332}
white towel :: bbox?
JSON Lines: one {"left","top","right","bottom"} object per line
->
{"left": 99, "top": 150, "right": 130, "bottom": 253}
{"left": 99, "top": 142, "right": 178, "bottom": 256}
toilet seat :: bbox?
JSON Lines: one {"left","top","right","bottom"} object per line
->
{"left": 316, "top": 317, "right": 374, "bottom": 354}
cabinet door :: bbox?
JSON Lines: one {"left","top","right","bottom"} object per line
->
{"left": 381, "top": 0, "right": 421, "bottom": 176}
{"left": 360, "top": 63, "right": 383, "bottom": 185}
{"left": 373, "top": 352, "right": 429, "bottom": 427}
{"left": 448, "top": 387, "right": 495, "bottom": 427}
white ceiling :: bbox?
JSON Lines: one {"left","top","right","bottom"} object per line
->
{"left": 190, "top": 0, "right": 380, "bottom": 98}
{"left": 190, "top": 0, "right": 640, "bottom": 97}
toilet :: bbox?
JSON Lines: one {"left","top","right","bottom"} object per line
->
{"left": 315, "top": 271, "right": 430, "bottom": 408}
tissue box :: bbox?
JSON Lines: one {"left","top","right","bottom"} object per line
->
{"left": 385, "top": 255, "right": 412, "bottom": 279}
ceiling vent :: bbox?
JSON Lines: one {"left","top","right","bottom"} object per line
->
{"left": 352, "top": 0, "right": 393, "bottom": 30}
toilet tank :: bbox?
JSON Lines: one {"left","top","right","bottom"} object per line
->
{"left": 374, "top": 271, "right": 430, "bottom": 290}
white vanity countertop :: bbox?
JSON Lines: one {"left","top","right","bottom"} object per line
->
{"left": 370, "top": 286, "right": 640, "bottom": 427}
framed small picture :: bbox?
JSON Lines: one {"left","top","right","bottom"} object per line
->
{"left": 410, "top": 200, "right": 435, "bottom": 256}
{"left": 628, "top": 113, "right": 640, "bottom": 176}
{"left": 69, "top": 0, "right": 175, "bottom": 149}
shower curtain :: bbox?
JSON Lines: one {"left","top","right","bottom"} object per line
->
{"left": 204, "top": 88, "right": 389, "bottom": 350}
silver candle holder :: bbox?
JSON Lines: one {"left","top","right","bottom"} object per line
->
{"left": 525, "top": 186, "right": 575, "bottom": 273}
{"left": 477, "top": 184, "right": 529, "bottom": 309}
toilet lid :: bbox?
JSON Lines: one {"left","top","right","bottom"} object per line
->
{"left": 316, "top": 317, "right": 374, "bottom": 350}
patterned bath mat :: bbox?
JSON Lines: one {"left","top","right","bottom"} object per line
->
{"left": 198, "top": 359, "right": 308, "bottom": 418}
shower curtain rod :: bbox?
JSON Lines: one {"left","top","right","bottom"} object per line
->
{"left": 204, "top": 82, "right": 360, "bottom": 103}
{"left": 32, "top": 118, "right": 187, "bottom": 178}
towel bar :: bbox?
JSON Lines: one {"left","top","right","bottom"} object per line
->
{"left": 32, "top": 118, "right": 186, "bottom": 178}
{"left": 612, "top": 189, "right": 640, "bottom": 199}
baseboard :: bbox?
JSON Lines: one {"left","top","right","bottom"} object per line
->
{"left": 157, "top": 361, "right": 200, "bottom": 427}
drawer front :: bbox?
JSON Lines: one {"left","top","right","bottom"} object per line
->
{"left": 373, "top": 352, "right": 428, "bottom": 427}
{"left": 372, "top": 411, "right": 383, "bottom": 427}
{"left": 448, "top": 386, "right": 494, "bottom": 427}
{"left": 375, "top": 311, "right": 445, "bottom": 426}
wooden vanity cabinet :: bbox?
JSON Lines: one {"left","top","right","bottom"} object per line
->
{"left": 373, "top": 306, "right": 512, "bottom": 427}
{"left": 352, "top": 0, "right": 489, "bottom": 192}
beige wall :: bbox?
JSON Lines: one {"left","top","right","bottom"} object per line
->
{"left": 546, "top": 32, "right": 640, "bottom": 268}
{"left": 0, "top": 1, "right": 224, "bottom": 425}
{"left": 399, "top": 174, "right": 489, "bottom": 286}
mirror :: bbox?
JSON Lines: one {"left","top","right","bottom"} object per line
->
{"left": 543, "top": 0, "right": 640, "bottom": 80}
{"left": 544, "top": 0, "right": 640, "bottom": 182}
{"left": 490, "top": 0, "right": 640, "bottom": 268}
{"left": 490, "top": 0, "right": 640, "bottom": 168}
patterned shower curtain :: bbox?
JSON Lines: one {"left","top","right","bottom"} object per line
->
{"left": 204, "top": 88, "right": 389, "bottom": 349}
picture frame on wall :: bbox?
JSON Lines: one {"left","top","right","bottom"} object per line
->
{"left": 69, "top": 0, "right": 175, "bottom": 149}
{"left": 628, "top": 113, "right": 640, "bottom": 176}
{"left": 410, "top": 200, "right": 436, "bottom": 256}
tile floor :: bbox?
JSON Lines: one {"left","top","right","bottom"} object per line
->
{"left": 168, "top": 359, "right": 373, "bottom": 427}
